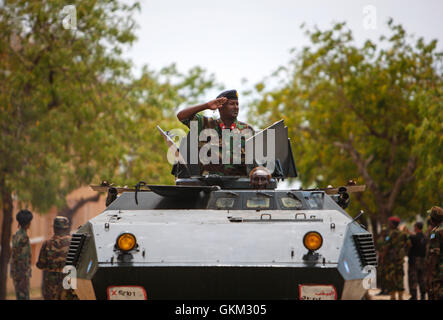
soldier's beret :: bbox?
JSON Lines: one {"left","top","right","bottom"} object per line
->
{"left": 430, "top": 206, "right": 443, "bottom": 224}
{"left": 54, "top": 216, "right": 70, "bottom": 229}
{"left": 388, "top": 216, "right": 401, "bottom": 223}
{"left": 217, "top": 89, "right": 238, "bottom": 100}
{"left": 16, "top": 210, "right": 33, "bottom": 226}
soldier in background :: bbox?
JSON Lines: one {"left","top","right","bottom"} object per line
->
{"left": 407, "top": 222, "right": 427, "bottom": 300}
{"left": 424, "top": 215, "right": 434, "bottom": 299}
{"left": 36, "top": 216, "right": 78, "bottom": 300}
{"left": 381, "top": 216, "right": 411, "bottom": 300}
{"left": 10, "top": 210, "right": 33, "bottom": 300}
{"left": 427, "top": 206, "right": 443, "bottom": 300}
{"left": 375, "top": 224, "right": 388, "bottom": 295}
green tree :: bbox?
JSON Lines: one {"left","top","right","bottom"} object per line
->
{"left": 0, "top": 0, "right": 216, "bottom": 299}
{"left": 116, "top": 64, "right": 218, "bottom": 186}
{"left": 0, "top": 0, "right": 140, "bottom": 299}
{"left": 249, "top": 20, "right": 443, "bottom": 232}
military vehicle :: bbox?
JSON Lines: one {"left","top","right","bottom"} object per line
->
{"left": 66, "top": 120, "right": 377, "bottom": 300}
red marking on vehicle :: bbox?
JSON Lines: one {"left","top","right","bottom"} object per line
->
{"left": 107, "top": 286, "right": 147, "bottom": 300}
{"left": 314, "top": 291, "right": 335, "bottom": 296}
{"left": 298, "top": 284, "right": 337, "bottom": 300}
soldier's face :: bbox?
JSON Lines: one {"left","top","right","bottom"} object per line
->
{"left": 219, "top": 99, "right": 239, "bottom": 119}
{"left": 389, "top": 221, "right": 398, "bottom": 229}
{"left": 251, "top": 170, "right": 270, "bottom": 189}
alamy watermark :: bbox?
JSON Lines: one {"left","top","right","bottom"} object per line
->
{"left": 362, "top": 265, "right": 377, "bottom": 289}
{"left": 61, "top": 5, "right": 77, "bottom": 30}
{"left": 63, "top": 265, "right": 77, "bottom": 290}
{"left": 168, "top": 121, "right": 276, "bottom": 173}
{"left": 362, "top": 5, "right": 377, "bottom": 30}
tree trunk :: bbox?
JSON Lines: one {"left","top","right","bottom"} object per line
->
{"left": 59, "top": 193, "right": 101, "bottom": 230}
{"left": 378, "top": 205, "right": 389, "bottom": 226}
{"left": 0, "top": 182, "right": 13, "bottom": 300}
{"left": 334, "top": 139, "right": 416, "bottom": 236}
{"left": 370, "top": 215, "right": 379, "bottom": 239}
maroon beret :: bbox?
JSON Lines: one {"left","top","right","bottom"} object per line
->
{"left": 388, "top": 216, "right": 401, "bottom": 223}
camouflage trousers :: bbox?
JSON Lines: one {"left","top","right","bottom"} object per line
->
{"left": 377, "top": 264, "right": 387, "bottom": 290}
{"left": 383, "top": 262, "right": 404, "bottom": 292}
{"left": 12, "top": 275, "right": 30, "bottom": 300}
{"left": 42, "top": 271, "right": 78, "bottom": 300}
{"left": 429, "top": 279, "right": 443, "bottom": 300}
{"left": 408, "top": 257, "right": 427, "bottom": 298}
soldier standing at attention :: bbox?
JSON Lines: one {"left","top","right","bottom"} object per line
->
{"left": 381, "top": 216, "right": 411, "bottom": 300}
{"left": 177, "top": 89, "right": 255, "bottom": 176}
{"left": 407, "top": 222, "right": 428, "bottom": 300}
{"left": 37, "top": 216, "right": 77, "bottom": 300}
{"left": 375, "top": 224, "right": 388, "bottom": 295}
{"left": 427, "top": 206, "right": 443, "bottom": 300}
{"left": 10, "top": 210, "right": 33, "bottom": 300}
{"left": 425, "top": 215, "right": 435, "bottom": 299}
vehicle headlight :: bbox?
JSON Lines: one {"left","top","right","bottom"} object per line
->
{"left": 116, "top": 233, "right": 137, "bottom": 252}
{"left": 303, "top": 231, "right": 323, "bottom": 251}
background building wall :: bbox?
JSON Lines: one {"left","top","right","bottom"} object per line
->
{"left": 2, "top": 186, "right": 106, "bottom": 299}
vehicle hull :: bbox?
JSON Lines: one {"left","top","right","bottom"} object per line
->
{"left": 78, "top": 265, "right": 354, "bottom": 300}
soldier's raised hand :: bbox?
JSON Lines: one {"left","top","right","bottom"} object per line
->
{"left": 207, "top": 97, "right": 227, "bottom": 110}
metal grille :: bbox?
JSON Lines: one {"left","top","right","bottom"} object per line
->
{"left": 65, "top": 233, "right": 87, "bottom": 267}
{"left": 353, "top": 233, "right": 378, "bottom": 267}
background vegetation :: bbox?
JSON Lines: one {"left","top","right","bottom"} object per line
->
{"left": 249, "top": 19, "right": 442, "bottom": 232}
{"left": 0, "top": 0, "right": 441, "bottom": 299}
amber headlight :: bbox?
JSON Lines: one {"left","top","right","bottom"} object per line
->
{"left": 303, "top": 231, "right": 323, "bottom": 251}
{"left": 116, "top": 233, "right": 137, "bottom": 252}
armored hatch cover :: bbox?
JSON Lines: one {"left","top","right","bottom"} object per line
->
{"left": 172, "top": 119, "right": 298, "bottom": 179}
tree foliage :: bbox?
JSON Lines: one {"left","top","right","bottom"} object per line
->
{"left": 249, "top": 20, "right": 443, "bottom": 224}
{"left": 0, "top": 0, "right": 216, "bottom": 298}
{"left": 0, "top": 0, "right": 216, "bottom": 211}
{"left": 116, "top": 64, "right": 217, "bottom": 186}
{"left": 0, "top": 0, "right": 141, "bottom": 211}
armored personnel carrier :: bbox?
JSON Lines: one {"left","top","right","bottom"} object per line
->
{"left": 66, "top": 120, "right": 377, "bottom": 300}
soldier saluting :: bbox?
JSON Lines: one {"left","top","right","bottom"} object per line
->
{"left": 177, "top": 90, "right": 255, "bottom": 176}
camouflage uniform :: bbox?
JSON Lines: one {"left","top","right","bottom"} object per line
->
{"left": 10, "top": 227, "right": 31, "bottom": 300}
{"left": 180, "top": 113, "right": 255, "bottom": 176}
{"left": 407, "top": 232, "right": 427, "bottom": 299}
{"left": 424, "top": 216, "right": 435, "bottom": 299}
{"left": 427, "top": 206, "right": 443, "bottom": 300}
{"left": 375, "top": 226, "right": 388, "bottom": 293}
{"left": 381, "top": 228, "right": 411, "bottom": 299}
{"left": 36, "top": 216, "right": 78, "bottom": 300}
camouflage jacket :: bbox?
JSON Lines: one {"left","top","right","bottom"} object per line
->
{"left": 376, "top": 228, "right": 388, "bottom": 251}
{"left": 428, "top": 224, "right": 443, "bottom": 279}
{"left": 10, "top": 228, "right": 31, "bottom": 278}
{"left": 382, "top": 229, "right": 411, "bottom": 264}
{"left": 181, "top": 113, "right": 255, "bottom": 176}
{"left": 36, "top": 234, "right": 71, "bottom": 272}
